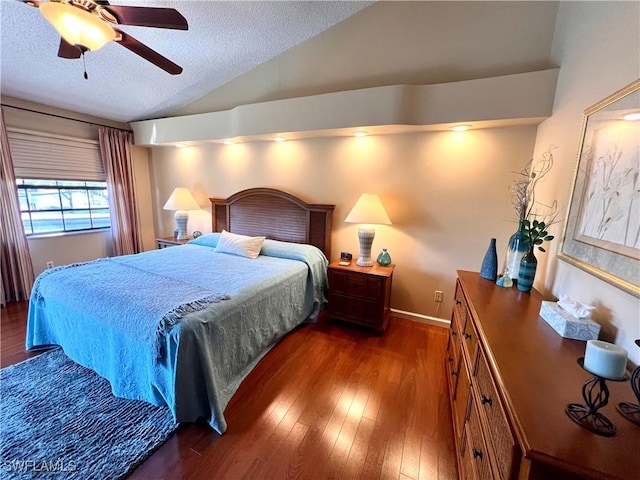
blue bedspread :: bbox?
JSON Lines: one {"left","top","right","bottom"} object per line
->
{"left": 26, "top": 239, "right": 328, "bottom": 433}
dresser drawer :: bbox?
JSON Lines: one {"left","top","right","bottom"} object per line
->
{"left": 474, "top": 348, "right": 519, "bottom": 480}
{"left": 467, "top": 396, "right": 494, "bottom": 480}
{"left": 454, "top": 281, "right": 468, "bottom": 331}
{"left": 451, "top": 355, "right": 471, "bottom": 440}
{"left": 448, "top": 309, "right": 464, "bottom": 373}
{"left": 461, "top": 316, "right": 479, "bottom": 370}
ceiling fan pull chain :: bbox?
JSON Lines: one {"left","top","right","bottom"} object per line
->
{"left": 82, "top": 51, "right": 88, "bottom": 80}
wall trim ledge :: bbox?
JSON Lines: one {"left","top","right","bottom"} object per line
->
{"left": 131, "top": 68, "right": 559, "bottom": 146}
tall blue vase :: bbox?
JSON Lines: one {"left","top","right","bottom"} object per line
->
{"left": 503, "top": 221, "right": 530, "bottom": 284}
{"left": 480, "top": 238, "right": 498, "bottom": 281}
{"left": 517, "top": 247, "right": 537, "bottom": 292}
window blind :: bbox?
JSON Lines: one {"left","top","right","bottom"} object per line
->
{"left": 8, "top": 129, "right": 104, "bottom": 181}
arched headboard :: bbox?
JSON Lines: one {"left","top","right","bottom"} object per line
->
{"left": 210, "top": 188, "right": 335, "bottom": 259}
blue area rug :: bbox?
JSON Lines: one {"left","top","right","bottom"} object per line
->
{"left": 0, "top": 349, "right": 178, "bottom": 479}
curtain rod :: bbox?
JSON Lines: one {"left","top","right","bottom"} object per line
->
{"left": 1, "top": 104, "right": 132, "bottom": 132}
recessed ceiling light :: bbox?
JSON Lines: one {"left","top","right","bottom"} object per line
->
{"left": 623, "top": 112, "right": 640, "bottom": 121}
{"left": 175, "top": 143, "right": 186, "bottom": 148}
{"left": 354, "top": 131, "right": 368, "bottom": 137}
{"left": 273, "top": 137, "right": 286, "bottom": 142}
{"left": 223, "top": 139, "right": 235, "bottom": 145}
{"left": 450, "top": 125, "right": 472, "bottom": 132}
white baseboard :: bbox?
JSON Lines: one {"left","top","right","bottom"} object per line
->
{"left": 390, "top": 308, "right": 450, "bottom": 328}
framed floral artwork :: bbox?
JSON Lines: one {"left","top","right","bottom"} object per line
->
{"left": 559, "top": 79, "right": 640, "bottom": 297}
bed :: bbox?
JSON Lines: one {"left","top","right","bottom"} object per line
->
{"left": 26, "top": 188, "right": 334, "bottom": 434}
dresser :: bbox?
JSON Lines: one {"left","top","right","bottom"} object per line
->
{"left": 446, "top": 271, "right": 639, "bottom": 480}
{"left": 326, "top": 261, "right": 394, "bottom": 334}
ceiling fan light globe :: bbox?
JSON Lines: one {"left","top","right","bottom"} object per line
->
{"left": 40, "top": 1, "right": 115, "bottom": 52}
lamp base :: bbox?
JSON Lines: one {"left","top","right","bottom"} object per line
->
{"left": 174, "top": 210, "right": 190, "bottom": 240}
{"left": 356, "top": 226, "right": 375, "bottom": 267}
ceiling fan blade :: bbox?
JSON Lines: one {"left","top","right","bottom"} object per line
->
{"left": 115, "top": 31, "right": 183, "bottom": 75}
{"left": 58, "top": 38, "right": 81, "bottom": 59}
{"left": 103, "top": 6, "right": 188, "bottom": 30}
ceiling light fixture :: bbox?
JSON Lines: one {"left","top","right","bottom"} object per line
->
{"left": 623, "top": 112, "right": 640, "bottom": 121}
{"left": 223, "top": 139, "right": 235, "bottom": 145}
{"left": 175, "top": 143, "right": 186, "bottom": 148}
{"left": 450, "top": 125, "right": 472, "bottom": 132}
{"left": 39, "top": 1, "right": 116, "bottom": 52}
{"left": 273, "top": 137, "right": 286, "bottom": 142}
{"left": 354, "top": 131, "right": 368, "bottom": 137}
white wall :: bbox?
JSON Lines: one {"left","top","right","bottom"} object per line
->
{"left": 532, "top": 1, "right": 640, "bottom": 364}
{"left": 149, "top": 125, "right": 538, "bottom": 320}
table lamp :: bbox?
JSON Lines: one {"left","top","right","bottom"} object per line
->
{"left": 344, "top": 193, "right": 391, "bottom": 267}
{"left": 163, "top": 187, "right": 199, "bottom": 240}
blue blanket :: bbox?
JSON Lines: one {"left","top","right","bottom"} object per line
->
{"left": 27, "top": 240, "right": 328, "bottom": 433}
{"left": 31, "top": 256, "right": 229, "bottom": 359}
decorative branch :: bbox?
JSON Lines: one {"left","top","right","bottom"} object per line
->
{"left": 510, "top": 148, "right": 560, "bottom": 251}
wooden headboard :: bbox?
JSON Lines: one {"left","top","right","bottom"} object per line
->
{"left": 210, "top": 188, "right": 335, "bottom": 259}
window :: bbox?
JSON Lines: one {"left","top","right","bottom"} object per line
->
{"left": 17, "top": 179, "right": 110, "bottom": 236}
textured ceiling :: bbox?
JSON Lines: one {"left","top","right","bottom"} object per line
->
{"left": 0, "top": 0, "right": 372, "bottom": 123}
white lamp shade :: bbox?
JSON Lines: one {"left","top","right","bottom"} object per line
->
{"left": 163, "top": 187, "right": 199, "bottom": 211}
{"left": 344, "top": 193, "right": 391, "bottom": 225}
{"left": 40, "top": 1, "right": 116, "bottom": 52}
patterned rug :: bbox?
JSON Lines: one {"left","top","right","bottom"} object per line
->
{"left": 0, "top": 349, "right": 177, "bottom": 479}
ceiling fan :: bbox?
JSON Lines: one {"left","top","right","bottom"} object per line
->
{"left": 20, "top": 0, "right": 188, "bottom": 76}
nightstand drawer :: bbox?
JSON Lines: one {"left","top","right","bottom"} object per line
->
{"left": 329, "top": 270, "right": 384, "bottom": 300}
{"left": 346, "top": 275, "right": 366, "bottom": 296}
{"left": 156, "top": 236, "right": 192, "bottom": 249}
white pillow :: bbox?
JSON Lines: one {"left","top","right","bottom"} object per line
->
{"left": 215, "top": 230, "right": 265, "bottom": 259}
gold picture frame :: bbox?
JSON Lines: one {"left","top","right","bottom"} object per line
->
{"left": 558, "top": 79, "right": 640, "bottom": 298}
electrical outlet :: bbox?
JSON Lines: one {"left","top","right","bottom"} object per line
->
{"left": 46, "top": 261, "right": 54, "bottom": 269}
{"left": 434, "top": 290, "right": 444, "bottom": 303}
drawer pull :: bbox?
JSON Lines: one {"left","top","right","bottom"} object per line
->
{"left": 472, "top": 447, "right": 483, "bottom": 460}
{"left": 481, "top": 395, "right": 492, "bottom": 406}
{"left": 464, "top": 332, "right": 472, "bottom": 340}
{"left": 451, "top": 370, "right": 458, "bottom": 377}
{"left": 456, "top": 300, "right": 462, "bottom": 305}
{"left": 451, "top": 331, "right": 457, "bottom": 337}
{"left": 448, "top": 357, "right": 453, "bottom": 363}
{"left": 351, "top": 283, "right": 360, "bottom": 289}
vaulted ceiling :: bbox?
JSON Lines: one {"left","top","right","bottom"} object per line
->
{"left": 0, "top": 0, "right": 372, "bottom": 123}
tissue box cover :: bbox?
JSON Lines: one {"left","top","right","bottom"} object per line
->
{"left": 540, "top": 301, "right": 600, "bottom": 341}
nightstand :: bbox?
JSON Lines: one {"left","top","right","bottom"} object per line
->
{"left": 326, "top": 260, "right": 395, "bottom": 334}
{"left": 156, "top": 236, "right": 192, "bottom": 249}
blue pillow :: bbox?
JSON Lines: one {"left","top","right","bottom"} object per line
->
{"left": 187, "top": 232, "right": 220, "bottom": 248}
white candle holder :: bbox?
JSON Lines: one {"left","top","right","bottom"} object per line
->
{"left": 616, "top": 339, "right": 640, "bottom": 426}
{"left": 565, "top": 357, "right": 628, "bottom": 437}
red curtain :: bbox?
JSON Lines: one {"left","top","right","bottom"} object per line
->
{"left": 0, "top": 108, "right": 35, "bottom": 304}
{"left": 98, "top": 127, "right": 143, "bottom": 256}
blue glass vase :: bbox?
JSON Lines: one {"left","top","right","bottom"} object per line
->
{"left": 480, "top": 238, "right": 498, "bottom": 281}
{"left": 503, "top": 221, "right": 530, "bottom": 284}
{"left": 376, "top": 248, "right": 392, "bottom": 266}
{"left": 517, "top": 247, "right": 537, "bottom": 292}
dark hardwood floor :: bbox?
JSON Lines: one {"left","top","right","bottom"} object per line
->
{"left": 1, "top": 302, "right": 457, "bottom": 480}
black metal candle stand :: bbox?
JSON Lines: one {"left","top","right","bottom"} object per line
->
{"left": 565, "top": 358, "right": 627, "bottom": 437}
{"left": 616, "top": 339, "right": 640, "bottom": 426}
